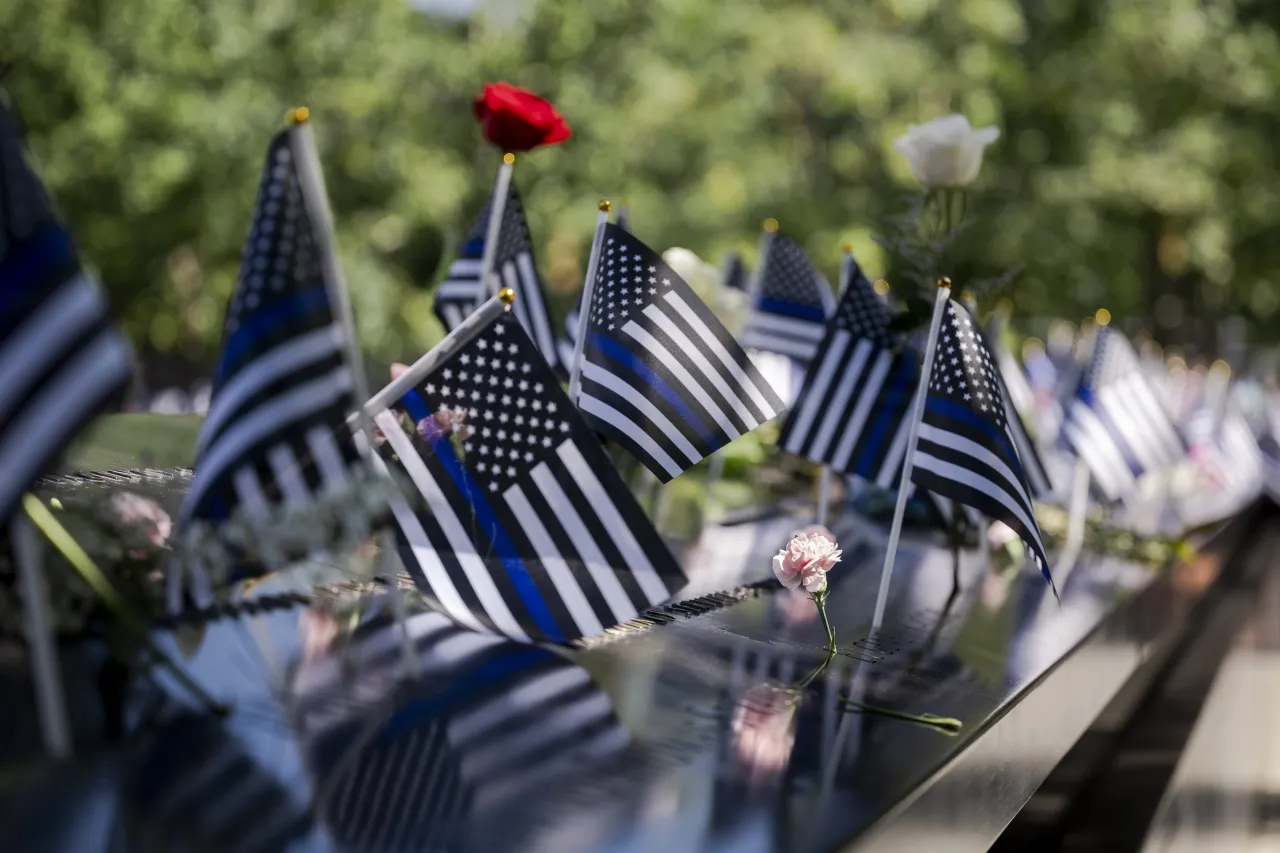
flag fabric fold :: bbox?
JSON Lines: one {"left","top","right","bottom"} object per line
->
{"left": 910, "top": 300, "right": 1055, "bottom": 593}
{"left": 373, "top": 311, "right": 688, "bottom": 644}
{"left": 778, "top": 256, "right": 917, "bottom": 488}
{"left": 576, "top": 224, "right": 784, "bottom": 482}
{"left": 434, "top": 181, "right": 559, "bottom": 371}
{"left": 740, "top": 235, "right": 834, "bottom": 364}
{"left": 1060, "top": 326, "right": 1186, "bottom": 502}
{"left": 0, "top": 101, "right": 133, "bottom": 523}
{"left": 177, "top": 126, "right": 364, "bottom": 588}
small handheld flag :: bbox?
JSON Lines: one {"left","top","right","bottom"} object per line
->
{"left": 374, "top": 310, "right": 688, "bottom": 644}
{"left": 575, "top": 224, "right": 784, "bottom": 482}
{"left": 740, "top": 235, "right": 834, "bottom": 364}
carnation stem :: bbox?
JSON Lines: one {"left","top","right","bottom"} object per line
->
{"left": 811, "top": 589, "right": 836, "bottom": 652}
{"left": 838, "top": 697, "right": 963, "bottom": 735}
{"left": 22, "top": 495, "right": 228, "bottom": 717}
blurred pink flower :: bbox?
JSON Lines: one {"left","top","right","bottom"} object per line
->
{"left": 773, "top": 531, "right": 841, "bottom": 594}
{"left": 300, "top": 607, "right": 339, "bottom": 662}
{"left": 109, "top": 491, "right": 172, "bottom": 548}
{"left": 730, "top": 682, "right": 799, "bottom": 787}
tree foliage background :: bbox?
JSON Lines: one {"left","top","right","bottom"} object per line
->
{"left": 4, "top": 0, "right": 1280, "bottom": 385}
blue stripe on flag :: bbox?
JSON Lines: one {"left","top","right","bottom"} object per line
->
{"left": 587, "top": 330, "right": 721, "bottom": 451}
{"left": 401, "top": 390, "right": 431, "bottom": 422}
{"left": 379, "top": 645, "right": 551, "bottom": 740}
{"left": 421, "top": 432, "right": 564, "bottom": 643}
{"left": 216, "top": 285, "right": 331, "bottom": 384}
{"left": 854, "top": 359, "right": 913, "bottom": 477}
{"left": 924, "top": 396, "right": 1019, "bottom": 463}
{"left": 0, "top": 225, "right": 73, "bottom": 300}
{"left": 758, "top": 297, "right": 825, "bottom": 322}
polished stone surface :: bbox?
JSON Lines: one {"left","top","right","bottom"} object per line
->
{"left": 0, "top": 486, "right": 1243, "bottom": 853}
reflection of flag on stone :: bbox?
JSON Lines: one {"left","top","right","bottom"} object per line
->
{"left": 741, "top": 235, "right": 834, "bottom": 364}
{"left": 373, "top": 312, "right": 687, "bottom": 644}
{"left": 434, "top": 182, "right": 559, "bottom": 371}
{"left": 1061, "top": 327, "right": 1185, "bottom": 501}
{"left": 910, "top": 300, "right": 1055, "bottom": 593}
{"left": 577, "top": 224, "right": 784, "bottom": 482}
{"left": 0, "top": 102, "right": 133, "bottom": 523}
{"left": 296, "top": 611, "right": 628, "bottom": 852}
{"left": 779, "top": 257, "right": 917, "bottom": 488}
{"left": 178, "top": 128, "right": 364, "bottom": 589}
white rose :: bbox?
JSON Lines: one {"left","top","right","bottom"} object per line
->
{"left": 893, "top": 114, "right": 1000, "bottom": 189}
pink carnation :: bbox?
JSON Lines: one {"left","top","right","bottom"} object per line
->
{"left": 773, "top": 530, "right": 841, "bottom": 594}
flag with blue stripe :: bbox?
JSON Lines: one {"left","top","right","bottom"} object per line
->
{"left": 372, "top": 312, "right": 687, "bottom": 644}
{"left": 0, "top": 100, "right": 133, "bottom": 523}
{"left": 740, "top": 235, "right": 834, "bottom": 364}
{"left": 779, "top": 255, "right": 917, "bottom": 487}
{"left": 1060, "top": 326, "right": 1185, "bottom": 502}
{"left": 577, "top": 224, "right": 784, "bottom": 482}
{"left": 910, "top": 300, "right": 1056, "bottom": 595}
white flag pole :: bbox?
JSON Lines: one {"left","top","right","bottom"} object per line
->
{"left": 869, "top": 279, "right": 953, "bottom": 636}
{"left": 813, "top": 247, "right": 855, "bottom": 528}
{"left": 12, "top": 514, "right": 72, "bottom": 759}
{"left": 480, "top": 153, "right": 516, "bottom": 299}
{"left": 568, "top": 200, "right": 612, "bottom": 405}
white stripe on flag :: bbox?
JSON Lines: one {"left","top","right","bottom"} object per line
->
{"left": 502, "top": 483, "right": 606, "bottom": 639}
{"left": 0, "top": 273, "right": 103, "bottom": 417}
{"left": 504, "top": 260, "right": 532, "bottom": 335}
{"left": 449, "top": 259, "right": 483, "bottom": 274}
{"left": 914, "top": 449, "right": 1045, "bottom": 557}
{"left": 306, "top": 427, "right": 349, "bottom": 493}
{"left": 376, "top": 410, "right": 528, "bottom": 641}
{"left": 440, "top": 304, "right": 464, "bottom": 330}
{"left": 739, "top": 331, "right": 817, "bottom": 362}
{"left": 874, "top": 413, "right": 912, "bottom": 489}
{"left": 0, "top": 328, "right": 132, "bottom": 519}
{"left": 516, "top": 253, "right": 556, "bottom": 363}
{"left": 267, "top": 444, "right": 311, "bottom": 507}
{"left": 366, "top": 463, "right": 487, "bottom": 636}
{"left": 233, "top": 467, "right": 271, "bottom": 513}
{"left": 621, "top": 320, "right": 740, "bottom": 440}
{"left": 578, "top": 395, "right": 684, "bottom": 478}
{"left": 1097, "top": 385, "right": 1165, "bottom": 473}
{"left": 183, "top": 367, "right": 353, "bottom": 516}
{"left": 437, "top": 279, "right": 481, "bottom": 299}
{"left": 784, "top": 330, "right": 850, "bottom": 452}
{"left": 918, "top": 424, "right": 1030, "bottom": 514}
{"left": 811, "top": 339, "right": 875, "bottom": 459}
{"left": 582, "top": 362, "right": 700, "bottom": 465}
{"left": 829, "top": 347, "right": 891, "bottom": 471}
{"left": 450, "top": 666, "right": 591, "bottom": 742}
{"left": 558, "top": 439, "right": 670, "bottom": 602}
{"left": 743, "top": 312, "right": 827, "bottom": 341}
{"left": 1064, "top": 404, "right": 1132, "bottom": 499}
{"left": 642, "top": 304, "right": 761, "bottom": 430}
{"left": 528, "top": 460, "right": 637, "bottom": 624}
{"left": 662, "top": 291, "right": 778, "bottom": 418}
{"left": 461, "top": 691, "right": 613, "bottom": 780}
{"left": 196, "top": 324, "right": 342, "bottom": 459}
{"left": 1127, "top": 378, "right": 1185, "bottom": 463}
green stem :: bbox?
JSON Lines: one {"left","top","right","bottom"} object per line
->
{"left": 838, "top": 698, "right": 963, "bottom": 735}
{"left": 811, "top": 589, "right": 836, "bottom": 651}
{"left": 22, "top": 494, "right": 228, "bottom": 716}
{"left": 795, "top": 646, "right": 837, "bottom": 692}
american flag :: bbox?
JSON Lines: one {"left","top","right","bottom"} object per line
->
{"left": 740, "top": 235, "right": 834, "bottom": 363}
{"left": 373, "top": 312, "right": 688, "bottom": 643}
{"left": 296, "top": 610, "right": 628, "bottom": 851}
{"left": 433, "top": 181, "right": 559, "bottom": 370}
{"left": 179, "top": 128, "right": 364, "bottom": 571}
{"left": 910, "top": 300, "right": 1055, "bottom": 592}
{"left": 979, "top": 320, "right": 1053, "bottom": 500}
{"left": 556, "top": 288, "right": 585, "bottom": 376}
{"left": 778, "top": 256, "right": 918, "bottom": 488}
{"left": 576, "top": 224, "right": 784, "bottom": 482}
{"left": 0, "top": 101, "right": 133, "bottom": 523}
{"left": 1061, "top": 326, "right": 1185, "bottom": 502}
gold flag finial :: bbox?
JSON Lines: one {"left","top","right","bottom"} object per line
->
{"left": 938, "top": 277, "right": 952, "bottom": 289}
{"left": 872, "top": 279, "right": 890, "bottom": 297}
{"left": 503, "top": 152, "right": 515, "bottom": 165}
{"left": 841, "top": 242, "right": 853, "bottom": 253}
{"left": 599, "top": 199, "right": 611, "bottom": 212}
{"left": 498, "top": 287, "right": 516, "bottom": 306}
{"left": 1095, "top": 308, "right": 1111, "bottom": 326}
{"left": 286, "top": 106, "right": 310, "bottom": 125}
{"left": 763, "top": 218, "right": 779, "bottom": 233}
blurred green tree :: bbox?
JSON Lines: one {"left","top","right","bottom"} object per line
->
{"left": 3, "top": 0, "right": 1279, "bottom": 377}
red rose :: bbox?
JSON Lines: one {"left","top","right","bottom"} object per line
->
{"left": 472, "top": 82, "right": 572, "bottom": 152}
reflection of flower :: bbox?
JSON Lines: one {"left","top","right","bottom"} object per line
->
{"left": 300, "top": 606, "right": 339, "bottom": 663}
{"left": 773, "top": 531, "right": 841, "bottom": 593}
{"left": 109, "top": 491, "right": 172, "bottom": 548}
{"left": 893, "top": 114, "right": 1000, "bottom": 189}
{"left": 473, "top": 82, "right": 571, "bottom": 152}
{"left": 730, "top": 682, "right": 799, "bottom": 789}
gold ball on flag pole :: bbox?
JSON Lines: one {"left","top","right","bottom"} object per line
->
{"left": 1095, "top": 307, "right": 1111, "bottom": 326}
{"left": 763, "top": 218, "right": 778, "bottom": 233}
{"left": 938, "top": 277, "right": 952, "bottom": 289}
{"left": 873, "top": 279, "right": 890, "bottom": 297}
{"left": 498, "top": 287, "right": 516, "bottom": 306}
{"left": 599, "top": 199, "right": 612, "bottom": 212}
{"left": 286, "top": 106, "right": 310, "bottom": 125}
{"left": 503, "top": 152, "right": 515, "bottom": 165}
{"left": 841, "top": 243, "right": 853, "bottom": 253}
